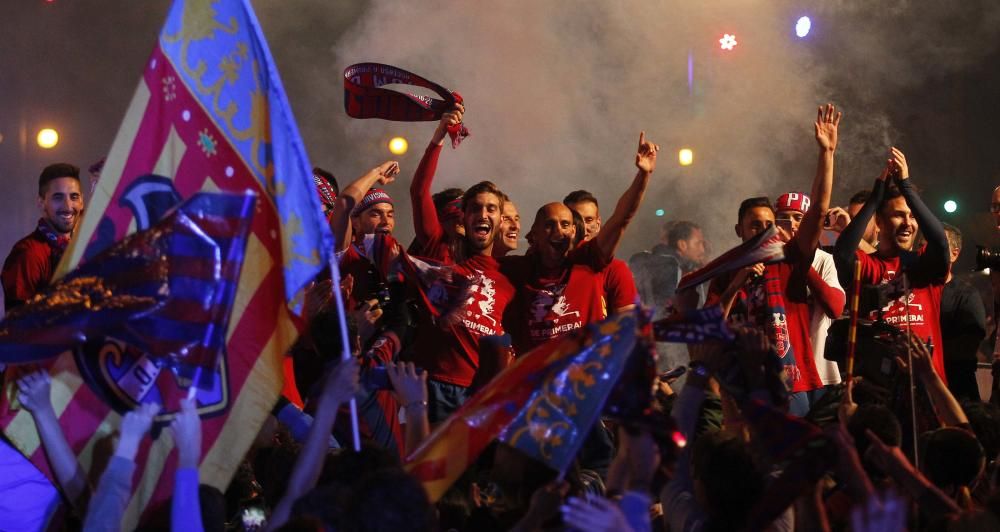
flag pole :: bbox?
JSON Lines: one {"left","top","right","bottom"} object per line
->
{"left": 846, "top": 260, "right": 862, "bottom": 380}
{"left": 327, "top": 253, "right": 362, "bottom": 452}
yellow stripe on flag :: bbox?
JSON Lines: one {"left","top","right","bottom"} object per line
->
{"left": 3, "top": 351, "right": 84, "bottom": 458}
{"left": 226, "top": 233, "right": 272, "bottom": 344}
{"left": 56, "top": 80, "right": 152, "bottom": 279}
{"left": 201, "top": 304, "right": 295, "bottom": 488}
{"left": 151, "top": 125, "right": 186, "bottom": 180}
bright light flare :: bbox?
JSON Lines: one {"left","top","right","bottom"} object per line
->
{"left": 37, "top": 128, "right": 59, "bottom": 149}
{"left": 678, "top": 148, "right": 694, "bottom": 166}
{"left": 672, "top": 430, "right": 688, "bottom": 448}
{"left": 655, "top": 209, "right": 665, "bottom": 217}
{"left": 795, "top": 16, "right": 812, "bottom": 38}
{"left": 719, "top": 33, "right": 738, "bottom": 51}
{"left": 944, "top": 200, "right": 957, "bottom": 213}
{"left": 388, "top": 136, "right": 408, "bottom": 155}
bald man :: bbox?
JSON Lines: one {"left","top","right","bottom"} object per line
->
{"left": 502, "top": 132, "right": 660, "bottom": 353}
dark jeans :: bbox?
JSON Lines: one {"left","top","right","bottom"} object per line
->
{"left": 427, "top": 379, "right": 471, "bottom": 424}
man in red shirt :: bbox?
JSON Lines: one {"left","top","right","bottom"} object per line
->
{"left": 834, "top": 147, "right": 950, "bottom": 382}
{"left": 563, "top": 190, "right": 639, "bottom": 316}
{"left": 402, "top": 181, "right": 516, "bottom": 422}
{"left": 502, "top": 132, "right": 660, "bottom": 354}
{"left": 708, "top": 104, "right": 842, "bottom": 416}
{"left": 2, "top": 163, "right": 84, "bottom": 311}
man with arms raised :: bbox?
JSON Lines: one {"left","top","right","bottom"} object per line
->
{"left": 503, "top": 132, "right": 659, "bottom": 354}
{"left": 708, "top": 105, "right": 842, "bottom": 416}
{"left": 834, "top": 147, "right": 950, "bottom": 382}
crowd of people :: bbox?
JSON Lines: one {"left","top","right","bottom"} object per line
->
{"left": 1, "top": 101, "right": 998, "bottom": 532}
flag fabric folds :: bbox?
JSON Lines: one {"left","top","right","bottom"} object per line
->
{"left": 652, "top": 305, "right": 735, "bottom": 344}
{"left": 405, "top": 310, "right": 638, "bottom": 501}
{"left": 676, "top": 225, "right": 786, "bottom": 292}
{"left": 0, "top": 0, "right": 333, "bottom": 526}
{"left": 0, "top": 192, "right": 255, "bottom": 378}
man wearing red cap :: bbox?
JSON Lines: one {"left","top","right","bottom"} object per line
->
{"left": 708, "top": 104, "right": 842, "bottom": 416}
{"left": 775, "top": 191, "right": 847, "bottom": 396}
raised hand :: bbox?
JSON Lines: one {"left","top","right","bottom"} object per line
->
{"left": 375, "top": 161, "right": 400, "bottom": 186}
{"left": 635, "top": 131, "right": 660, "bottom": 174}
{"left": 889, "top": 147, "right": 909, "bottom": 180}
{"left": 814, "top": 103, "right": 842, "bottom": 151}
{"left": 433, "top": 103, "right": 465, "bottom": 144}
{"left": 850, "top": 490, "right": 906, "bottom": 532}
{"left": 319, "top": 356, "right": 360, "bottom": 408}
{"left": 561, "top": 495, "right": 631, "bottom": 532}
{"left": 386, "top": 361, "right": 428, "bottom": 408}
{"left": 169, "top": 398, "right": 202, "bottom": 469}
{"left": 17, "top": 369, "right": 54, "bottom": 416}
{"left": 825, "top": 206, "right": 852, "bottom": 232}
{"left": 116, "top": 402, "right": 160, "bottom": 460}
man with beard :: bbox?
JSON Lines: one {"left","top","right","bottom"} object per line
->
{"left": 0, "top": 163, "right": 84, "bottom": 529}
{"left": 402, "top": 181, "right": 516, "bottom": 422}
{"left": 3, "top": 163, "right": 84, "bottom": 311}
{"left": 708, "top": 104, "right": 842, "bottom": 416}
{"left": 563, "top": 190, "right": 639, "bottom": 316}
{"left": 502, "top": 132, "right": 659, "bottom": 354}
{"left": 834, "top": 147, "right": 950, "bottom": 382}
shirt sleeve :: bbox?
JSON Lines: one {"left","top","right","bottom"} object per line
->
{"left": 83, "top": 455, "right": 136, "bottom": 532}
{"left": 1, "top": 240, "right": 49, "bottom": 310}
{"left": 171, "top": 467, "right": 205, "bottom": 532}
{"left": 807, "top": 257, "right": 846, "bottom": 319}
{"left": 897, "top": 178, "right": 949, "bottom": 282}
{"left": 834, "top": 178, "right": 886, "bottom": 287}
{"left": 410, "top": 143, "right": 445, "bottom": 247}
{"left": 604, "top": 260, "right": 638, "bottom": 312}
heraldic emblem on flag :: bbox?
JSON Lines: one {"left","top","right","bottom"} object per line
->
{"left": 0, "top": 0, "right": 333, "bottom": 526}
{"left": 406, "top": 310, "right": 639, "bottom": 501}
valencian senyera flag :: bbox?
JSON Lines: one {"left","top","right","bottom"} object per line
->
{"left": 0, "top": 0, "right": 333, "bottom": 526}
{"left": 406, "top": 310, "right": 639, "bottom": 501}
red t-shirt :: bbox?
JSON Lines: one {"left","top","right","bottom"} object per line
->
{"left": 501, "top": 241, "right": 613, "bottom": 354}
{"left": 855, "top": 249, "right": 947, "bottom": 382}
{"left": 403, "top": 254, "right": 514, "bottom": 387}
{"left": 706, "top": 246, "right": 822, "bottom": 393}
{"left": 602, "top": 258, "right": 638, "bottom": 314}
{"left": 2, "top": 232, "right": 59, "bottom": 312}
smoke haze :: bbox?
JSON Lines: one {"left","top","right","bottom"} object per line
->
{"left": 2, "top": 0, "right": 999, "bottom": 273}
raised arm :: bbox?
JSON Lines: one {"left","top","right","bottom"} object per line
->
{"left": 834, "top": 170, "right": 888, "bottom": 286}
{"left": 330, "top": 161, "right": 399, "bottom": 252}
{"left": 891, "top": 148, "right": 949, "bottom": 280}
{"left": 594, "top": 132, "right": 659, "bottom": 263}
{"left": 83, "top": 402, "right": 160, "bottom": 531}
{"left": 266, "top": 357, "right": 359, "bottom": 530}
{"left": 17, "top": 370, "right": 89, "bottom": 510}
{"left": 386, "top": 361, "right": 430, "bottom": 457}
{"left": 410, "top": 104, "right": 463, "bottom": 246}
{"left": 901, "top": 331, "right": 968, "bottom": 427}
{"left": 170, "top": 398, "right": 204, "bottom": 532}
{"left": 795, "top": 104, "right": 842, "bottom": 259}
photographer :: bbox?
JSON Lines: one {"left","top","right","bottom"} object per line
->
{"left": 940, "top": 224, "right": 987, "bottom": 401}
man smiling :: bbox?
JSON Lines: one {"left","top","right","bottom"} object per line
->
{"left": 3, "top": 163, "right": 84, "bottom": 311}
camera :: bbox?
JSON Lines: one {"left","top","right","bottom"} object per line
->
{"left": 975, "top": 246, "right": 1000, "bottom": 272}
